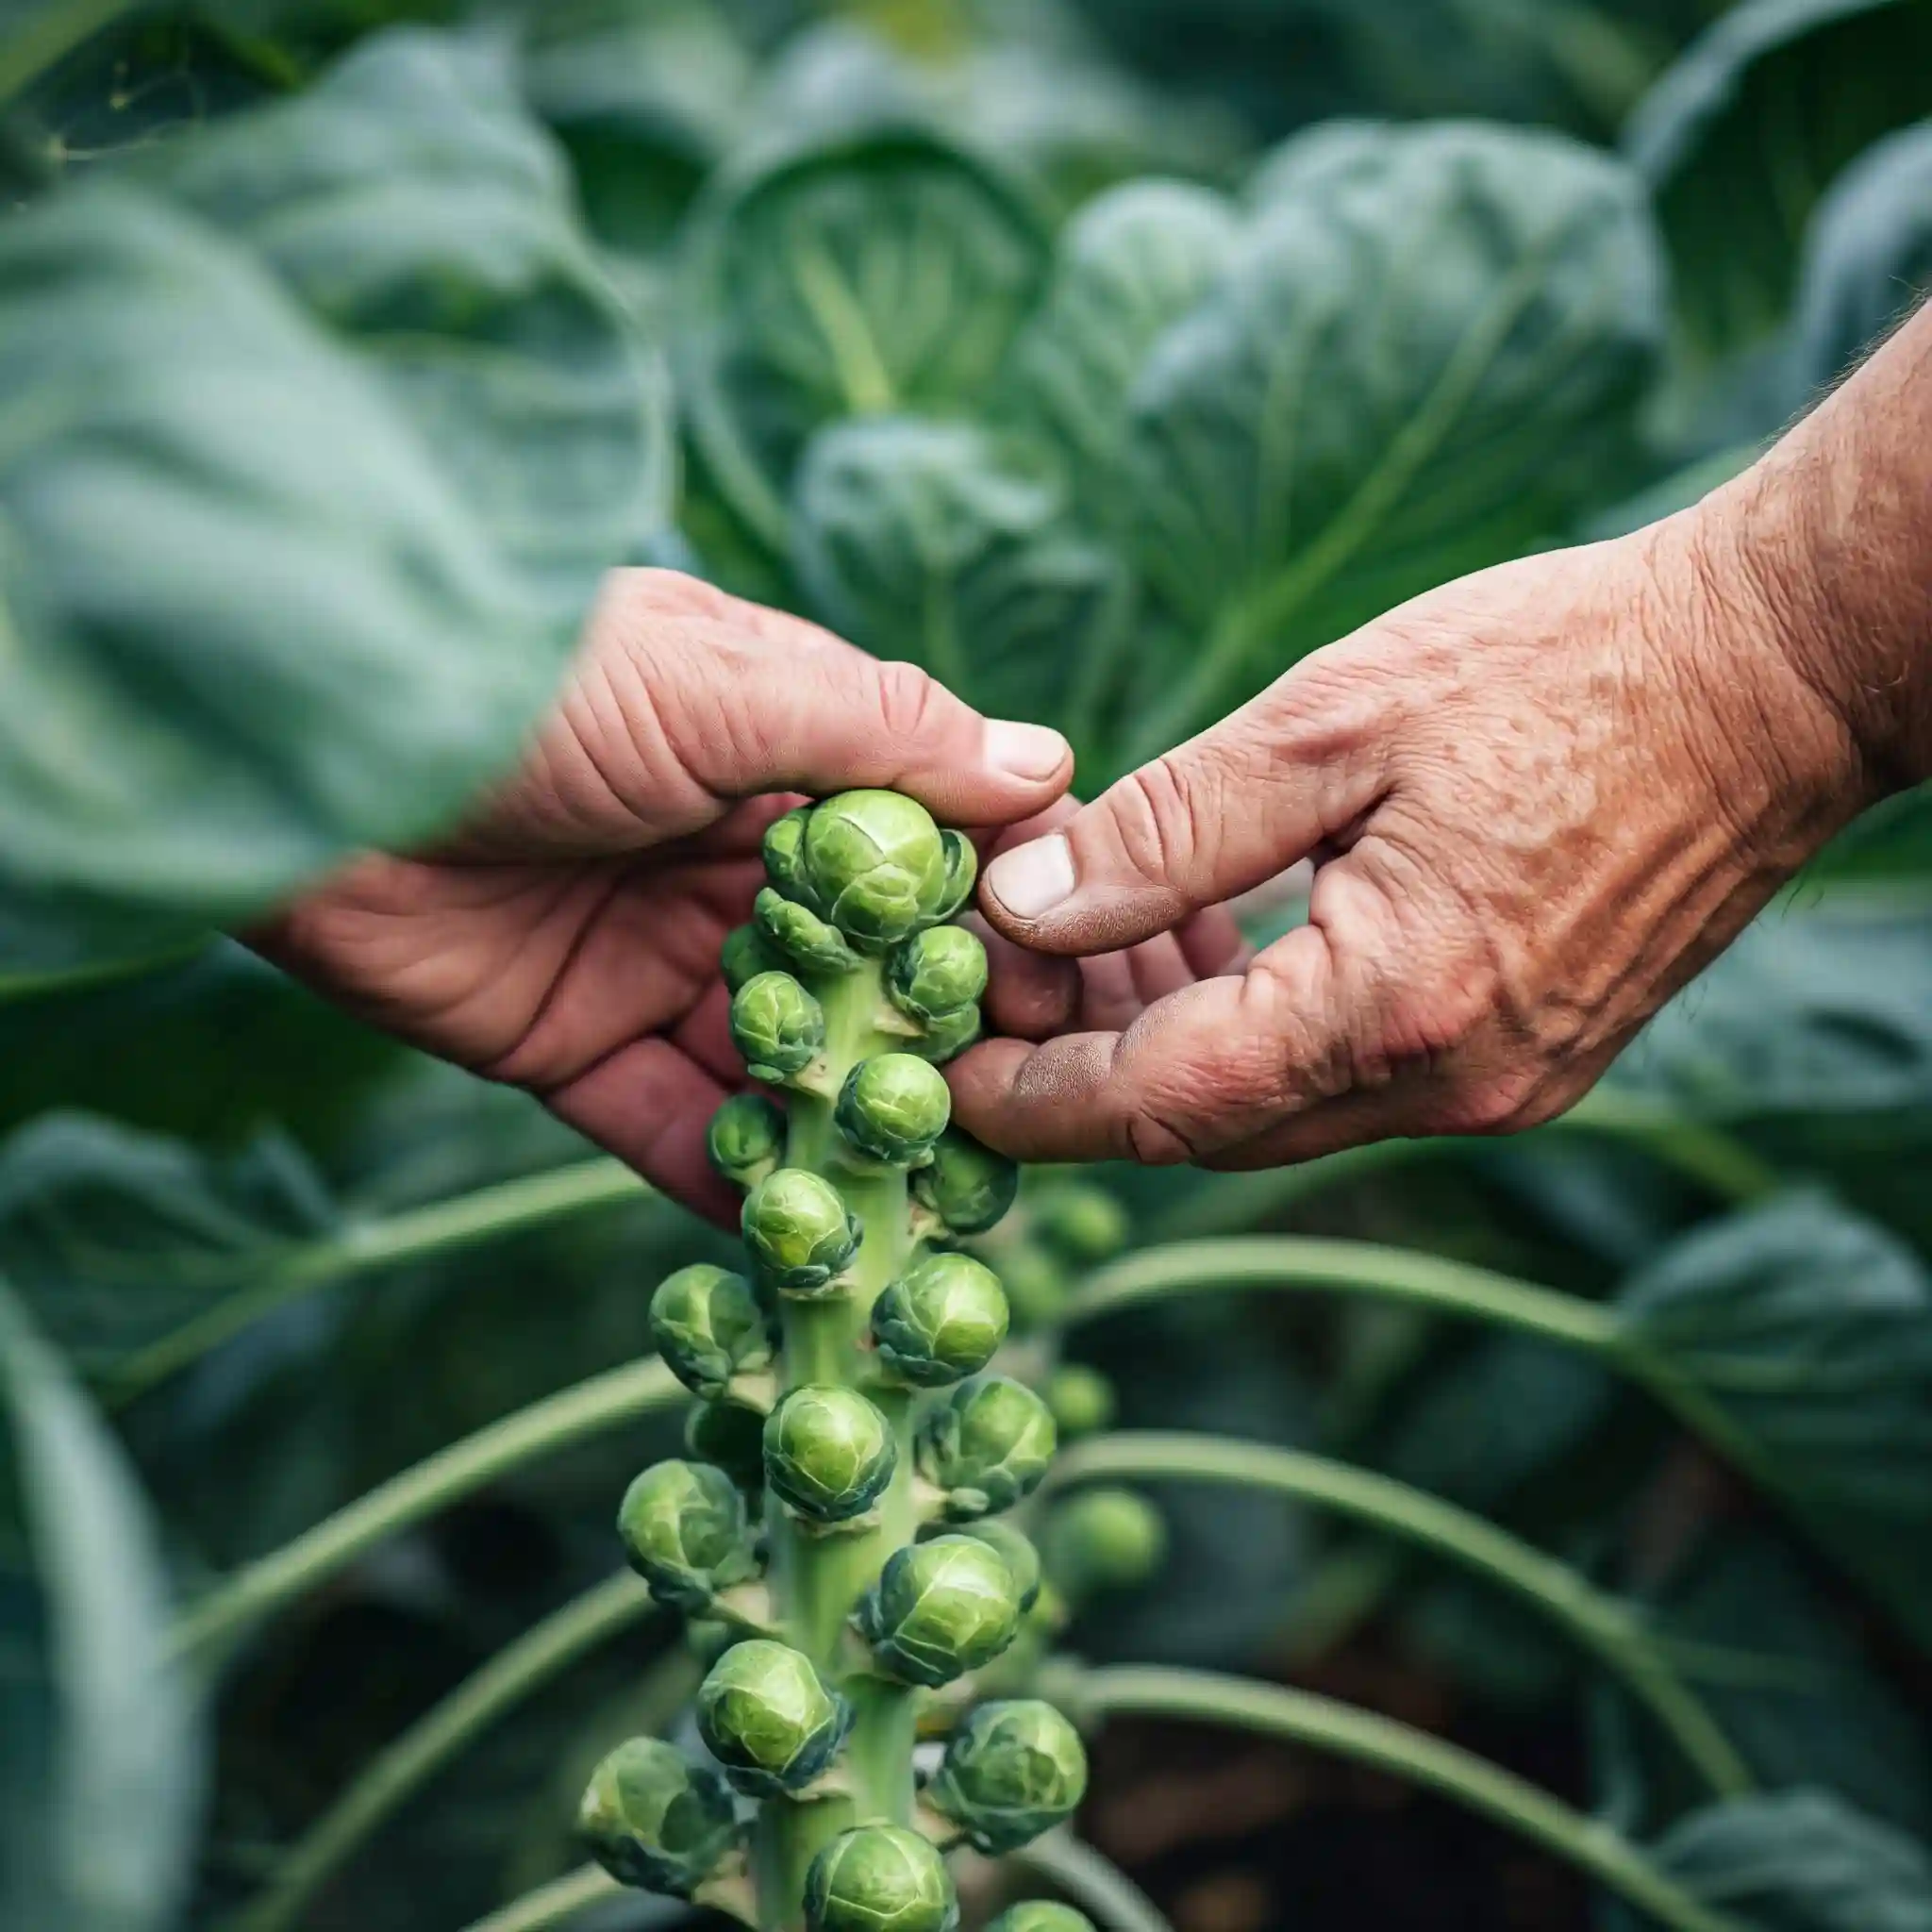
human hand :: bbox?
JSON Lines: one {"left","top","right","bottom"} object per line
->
{"left": 256, "top": 570, "right": 1073, "bottom": 1218}
{"left": 949, "top": 497, "right": 1872, "bottom": 1169}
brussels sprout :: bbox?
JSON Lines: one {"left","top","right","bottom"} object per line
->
{"left": 885, "top": 925, "right": 988, "bottom": 1024}
{"left": 908, "top": 1003, "right": 981, "bottom": 1066}
{"left": 1042, "top": 1488, "right": 1168, "bottom": 1600}
{"left": 618, "top": 1459, "right": 758, "bottom": 1609}
{"left": 801, "top": 791, "right": 952, "bottom": 947}
{"left": 576, "top": 1737, "right": 741, "bottom": 1897}
{"left": 916, "top": 1375, "right": 1058, "bottom": 1520}
{"left": 911, "top": 1129, "right": 1020, "bottom": 1239}
{"left": 1032, "top": 1186, "right": 1131, "bottom": 1263}
{"left": 996, "top": 1247, "right": 1069, "bottom": 1331}
{"left": 756, "top": 885, "right": 861, "bottom": 975}
{"left": 649, "top": 1264, "right": 775, "bottom": 1401}
{"left": 1042, "top": 1363, "right": 1116, "bottom": 1440}
{"left": 954, "top": 1518, "right": 1043, "bottom": 1613}
{"left": 857, "top": 1534, "right": 1023, "bottom": 1687}
{"left": 935, "top": 829, "right": 979, "bottom": 922}
{"left": 762, "top": 806, "right": 819, "bottom": 908}
{"left": 805, "top": 1824, "right": 958, "bottom": 1932}
{"left": 742, "top": 1169, "right": 860, "bottom": 1294}
{"left": 722, "top": 922, "right": 788, "bottom": 994}
{"left": 871, "top": 1254, "right": 1008, "bottom": 1388}
{"left": 924, "top": 1699, "right": 1089, "bottom": 1855}
{"left": 697, "top": 1638, "right": 852, "bottom": 1797}
{"left": 707, "top": 1092, "right": 787, "bottom": 1191}
{"left": 836, "top": 1053, "right": 952, "bottom": 1167}
{"left": 730, "top": 971, "right": 826, "bottom": 1085}
{"left": 987, "top": 1907, "right": 1095, "bottom": 1932}
{"left": 685, "top": 1399, "right": 766, "bottom": 1492}
{"left": 764, "top": 1385, "right": 897, "bottom": 1523}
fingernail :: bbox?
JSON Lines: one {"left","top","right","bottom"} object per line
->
{"left": 985, "top": 719, "right": 1069, "bottom": 782}
{"left": 987, "top": 835, "right": 1075, "bottom": 920}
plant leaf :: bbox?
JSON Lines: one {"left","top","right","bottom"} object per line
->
{"left": 0, "top": 1276, "right": 202, "bottom": 1932}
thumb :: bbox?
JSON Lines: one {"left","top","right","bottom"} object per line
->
{"left": 978, "top": 674, "right": 1386, "bottom": 955}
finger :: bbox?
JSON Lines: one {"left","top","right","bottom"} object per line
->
{"left": 1178, "top": 903, "right": 1252, "bottom": 980}
{"left": 673, "top": 978, "right": 741, "bottom": 1088}
{"left": 1124, "top": 931, "right": 1201, "bottom": 1008}
{"left": 977, "top": 661, "right": 1389, "bottom": 955}
{"left": 970, "top": 914, "right": 1082, "bottom": 1041}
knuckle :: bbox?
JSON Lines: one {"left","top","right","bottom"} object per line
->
{"left": 1437, "top": 1063, "right": 1547, "bottom": 1136}
{"left": 1108, "top": 753, "right": 1207, "bottom": 888}
{"left": 873, "top": 658, "right": 950, "bottom": 747}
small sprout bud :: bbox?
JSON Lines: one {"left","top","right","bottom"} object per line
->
{"left": 911, "top": 1129, "right": 1020, "bottom": 1239}
{"left": 954, "top": 1518, "right": 1043, "bottom": 1614}
{"left": 1042, "top": 1488, "right": 1168, "bottom": 1601}
{"left": 722, "top": 922, "right": 788, "bottom": 993}
{"left": 1043, "top": 1363, "right": 1116, "bottom": 1440}
{"left": 935, "top": 829, "right": 978, "bottom": 921}
{"left": 836, "top": 1053, "right": 952, "bottom": 1167}
{"left": 802, "top": 791, "right": 953, "bottom": 947}
{"left": 618, "top": 1459, "right": 758, "bottom": 1609}
{"left": 707, "top": 1092, "right": 787, "bottom": 1190}
{"left": 805, "top": 1824, "right": 958, "bottom": 1932}
{"left": 697, "top": 1638, "right": 852, "bottom": 1797}
{"left": 1033, "top": 1186, "right": 1131, "bottom": 1262}
{"left": 762, "top": 807, "right": 819, "bottom": 908}
{"left": 685, "top": 1399, "right": 766, "bottom": 1492}
{"left": 908, "top": 1003, "right": 981, "bottom": 1066}
{"left": 925, "top": 1698, "right": 1089, "bottom": 1854}
{"left": 916, "top": 1374, "right": 1058, "bottom": 1520}
{"left": 649, "top": 1264, "right": 775, "bottom": 1401}
{"left": 872, "top": 1254, "right": 1008, "bottom": 1387}
{"left": 988, "top": 1908, "right": 1097, "bottom": 1932}
{"left": 858, "top": 1533, "right": 1023, "bottom": 1687}
{"left": 885, "top": 925, "right": 988, "bottom": 1023}
{"left": 757, "top": 885, "right": 861, "bottom": 975}
{"left": 742, "top": 1169, "right": 860, "bottom": 1294}
{"left": 996, "top": 1246, "right": 1069, "bottom": 1330}
{"left": 730, "top": 971, "right": 825, "bottom": 1084}
{"left": 764, "top": 1385, "right": 897, "bottom": 1523}
{"left": 576, "top": 1737, "right": 741, "bottom": 1897}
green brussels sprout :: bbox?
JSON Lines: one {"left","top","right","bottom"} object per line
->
{"left": 802, "top": 791, "right": 952, "bottom": 947}
{"left": 618, "top": 1460, "right": 758, "bottom": 1609}
{"left": 924, "top": 1699, "right": 1089, "bottom": 1855}
{"left": 1042, "top": 1363, "right": 1116, "bottom": 1440}
{"left": 730, "top": 971, "right": 825, "bottom": 1084}
{"left": 697, "top": 1638, "right": 852, "bottom": 1797}
{"left": 685, "top": 1398, "right": 766, "bottom": 1492}
{"left": 576, "top": 1737, "right": 741, "bottom": 1897}
{"left": 836, "top": 1053, "right": 952, "bottom": 1167}
{"left": 1042, "top": 1488, "right": 1168, "bottom": 1600}
{"left": 742, "top": 1169, "right": 860, "bottom": 1294}
{"left": 756, "top": 885, "right": 861, "bottom": 975}
{"left": 707, "top": 1091, "right": 787, "bottom": 1190}
{"left": 722, "top": 922, "right": 788, "bottom": 994}
{"left": 885, "top": 925, "right": 988, "bottom": 1023}
{"left": 762, "top": 806, "right": 820, "bottom": 908}
{"left": 908, "top": 1002, "right": 981, "bottom": 1066}
{"left": 1032, "top": 1186, "right": 1131, "bottom": 1262}
{"left": 987, "top": 1907, "right": 1095, "bottom": 1932}
{"left": 763, "top": 1385, "right": 897, "bottom": 1523}
{"left": 934, "top": 829, "right": 978, "bottom": 921}
{"left": 994, "top": 1246, "right": 1068, "bottom": 1330}
{"left": 805, "top": 1824, "right": 958, "bottom": 1932}
{"left": 911, "top": 1129, "right": 1020, "bottom": 1239}
{"left": 649, "top": 1264, "right": 775, "bottom": 1401}
{"left": 954, "top": 1518, "right": 1043, "bottom": 1614}
{"left": 871, "top": 1254, "right": 1008, "bottom": 1387}
{"left": 916, "top": 1375, "right": 1058, "bottom": 1520}
{"left": 857, "top": 1534, "right": 1023, "bottom": 1687}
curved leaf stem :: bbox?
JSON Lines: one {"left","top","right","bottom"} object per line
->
{"left": 461, "top": 1864, "right": 620, "bottom": 1932}
{"left": 224, "top": 1574, "right": 672, "bottom": 1932}
{"left": 172, "top": 1357, "right": 683, "bottom": 1661}
{"left": 1008, "top": 1830, "right": 1174, "bottom": 1932}
{"left": 0, "top": 0, "right": 137, "bottom": 101}
{"left": 1045, "top": 1434, "right": 1751, "bottom": 1798}
{"left": 1075, "top": 1668, "right": 1740, "bottom": 1932}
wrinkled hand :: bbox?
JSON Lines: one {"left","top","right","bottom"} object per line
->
{"left": 951, "top": 500, "right": 1869, "bottom": 1170}
{"left": 257, "top": 570, "right": 1074, "bottom": 1218}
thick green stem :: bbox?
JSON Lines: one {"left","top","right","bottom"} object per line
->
{"left": 1075, "top": 1668, "right": 1740, "bottom": 1932}
{"left": 459, "top": 1865, "right": 618, "bottom": 1932}
{"left": 1008, "top": 1831, "right": 1174, "bottom": 1932}
{"left": 173, "top": 1357, "right": 683, "bottom": 1662}
{"left": 1045, "top": 1434, "right": 1752, "bottom": 1799}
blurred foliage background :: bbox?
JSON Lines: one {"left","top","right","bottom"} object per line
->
{"left": 2, "top": 1, "right": 1931, "bottom": 1929}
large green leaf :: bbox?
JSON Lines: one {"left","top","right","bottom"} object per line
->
{"left": 1651, "top": 1791, "right": 1932, "bottom": 1930}
{"left": 680, "top": 122, "right": 1053, "bottom": 547}
{"left": 1613, "top": 1192, "right": 1932, "bottom": 1649}
{"left": 0, "top": 1278, "right": 202, "bottom": 1932}
{"left": 1115, "top": 121, "right": 1665, "bottom": 758}
{"left": 1625, "top": 0, "right": 1932, "bottom": 362}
